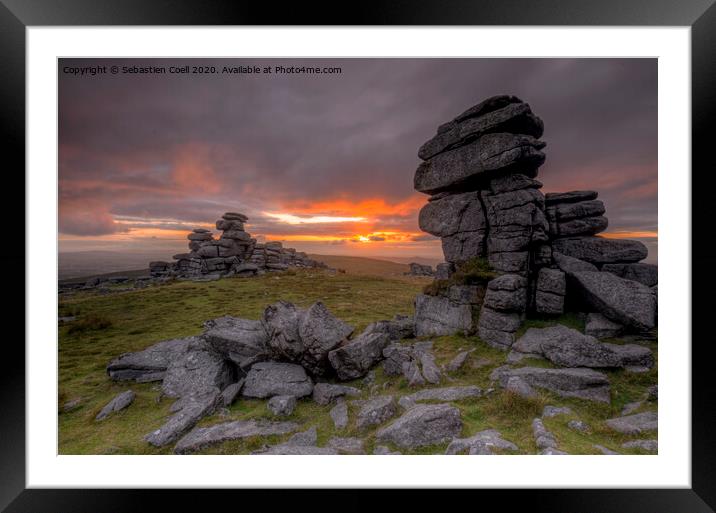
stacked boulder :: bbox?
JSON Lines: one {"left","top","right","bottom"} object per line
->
{"left": 149, "top": 212, "right": 326, "bottom": 279}
{"left": 413, "top": 95, "right": 657, "bottom": 348}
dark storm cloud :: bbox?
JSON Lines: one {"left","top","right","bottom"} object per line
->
{"left": 59, "top": 58, "right": 657, "bottom": 240}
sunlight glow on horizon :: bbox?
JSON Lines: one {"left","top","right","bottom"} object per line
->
{"left": 264, "top": 212, "right": 367, "bottom": 225}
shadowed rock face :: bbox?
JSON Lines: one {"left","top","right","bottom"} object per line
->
{"left": 241, "top": 361, "right": 313, "bottom": 399}
{"left": 552, "top": 237, "right": 648, "bottom": 265}
{"left": 107, "top": 337, "right": 193, "bottom": 382}
{"left": 161, "top": 339, "right": 235, "bottom": 399}
{"left": 328, "top": 331, "right": 391, "bottom": 381}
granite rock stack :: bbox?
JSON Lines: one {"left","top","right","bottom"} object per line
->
{"left": 413, "top": 95, "right": 657, "bottom": 348}
{"left": 149, "top": 212, "right": 325, "bottom": 279}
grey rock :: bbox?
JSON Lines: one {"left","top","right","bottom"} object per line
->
{"left": 216, "top": 219, "right": 244, "bottom": 231}
{"left": 373, "top": 445, "right": 401, "bottom": 455}
{"left": 552, "top": 237, "right": 648, "bottom": 265}
{"left": 570, "top": 271, "right": 657, "bottom": 330}
{"left": 622, "top": 401, "right": 643, "bottom": 416}
{"left": 593, "top": 444, "right": 619, "bottom": 455}
{"left": 328, "top": 331, "right": 391, "bottom": 381}
{"left": 364, "top": 315, "right": 415, "bottom": 340}
{"left": 446, "top": 350, "right": 473, "bottom": 372}
{"left": 414, "top": 133, "right": 546, "bottom": 194}
{"left": 542, "top": 405, "right": 572, "bottom": 418}
{"left": 605, "top": 411, "right": 658, "bottom": 434}
{"left": 553, "top": 252, "right": 598, "bottom": 274}
{"left": 202, "top": 316, "right": 268, "bottom": 368}
{"left": 446, "top": 429, "right": 518, "bottom": 455}
{"left": 376, "top": 404, "right": 462, "bottom": 449}
{"left": 495, "top": 367, "right": 611, "bottom": 403}
{"left": 602, "top": 263, "right": 658, "bottom": 287}
{"left": 441, "top": 230, "right": 488, "bottom": 264}
{"left": 145, "top": 390, "right": 220, "bottom": 447}
{"left": 551, "top": 216, "right": 609, "bottom": 238}
{"left": 419, "top": 352, "right": 442, "bottom": 384}
{"left": 447, "top": 285, "right": 485, "bottom": 305}
{"left": 267, "top": 395, "right": 297, "bottom": 416}
{"left": 407, "top": 262, "right": 434, "bottom": 276}
{"left": 241, "top": 362, "right": 313, "bottom": 399}
{"left": 107, "top": 337, "right": 192, "bottom": 382}
{"left": 477, "top": 307, "right": 522, "bottom": 350}
{"left": 549, "top": 199, "right": 605, "bottom": 221}
{"left": 382, "top": 344, "right": 414, "bottom": 376}
{"left": 418, "top": 191, "right": 486, "bottom": 238}
{"left": 95, "top": 390, "right": 135, "bottom": 421}
{"left": 545, "top": 190, "right": 598, "bottom": 205}
{"left": 400, "top": 385, "right": 482, "bottom": 407}
{"left": 621, "top": 439, "right": 658, "bottom": 453}
{"left": 419, "top": 101, "right": 543, "bottom": 160}
{"left": 327, "top": 437, "right": 365, "bottom": 454}
{"left": 220, "top": 230, "right": 251, "bottom": 241}
{"left": 487, "top": 173, "right": 543, "bottom": 194}
{"left": 540, "top": 447, "right": 569, "bottom": 455}
{"left": 414, "top": 294, "right": 474, "bottom": 337}
{"left": 187, "top": 232, "right": 213, "bottom": 241}
{"left": 584, "top": 313, "right": 624, "bottom": 339}
{"left": 62, "top": 398, "right": 82, "bottom": 413}
{"left": 535, "top": 290, "right": 565, "bottom": 315}
{"left": 537, "top": 268, "right": 566, "bottom": 295}
{"left": 174, "top": 418, "right": 298, "bottom": 454}
{"left": 222, "top": 212, "right": 249, "bottom": 222}
{"left": 356, "top": 395, "right": 398, "bottom": 430}
{"left": 567, "top": 420, "right": 590, "bottom": 433}
{"left": 220, "top": 380, "right": 244, "bottom": 407}
{"left": 286, "top": 426, "right": 317, "bottom": 446}
{"left": 330, "top": 399, "right": 349, "bottom": 430}
{"left": 505, "top": 376, "right": 537, "bottom": 399}
{"left": 403, "top": 359, "right": 426, "bottom": 387}
{"left": 532, "top": 418, "right": 558, "bottom": 449}
{"left": 258, "top": 445, "right": 338, "bottom": 455}
{"left": 297, "top": 302, "right": 354, "bottom": 374}
{"left": 161, "top": 339, "right": 234, "bottom": 399}
{"left": 312, "top": 383, "right": 361, "bottom": 405}
{"left": 646, "top": 385, "right": 658, "bottom": 401}
{"left": 435, "top": 262, "right": 455, "bottom": 280}
{"left": 511, "top": 325, "right": 653, "bottom": 369}
{"left": 261, "top": 301, "right": 304, "bottom": 362}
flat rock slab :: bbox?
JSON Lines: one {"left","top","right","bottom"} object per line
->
{"left": 414, "top": 294, "right": 473, "bottom": 337}
{"left": 446, "top": 429, "right": 518, "bottom": 455}
{"left": 545, "top": 191, "right": 598, "bottom": 205}
{"left": 493, "top": 366, "right": 611, "bottom": 403}
{"left": 328, "top": 331, "right": 391, "bottom": 381}
{"left": 605, "top": 411, "right": 658, "bottom": 434}
{"left": 584, "top": 313, "right": 624, "bottom": 339}
{"left": 242, "top": 361, "right": 313, "bottom": 399}
{"left": 95, "top": 390, "right": 135, "bottom": 421}
{"left": 107, "top": 337, "right": 193, "bottom": 382}
{"left": 363, "top": 315, "right": 415, "bottom": 341}
{"left": 570, "top": 271, "right": 656, "bottom": 330}
{"left": 399, "top": 385, "right": 483, "bottom": 409}
{"left": 511, "top": 325, "right": 653, "bottom": 369}
{"left": 257, "top": 445, "right": 339, "bottom": 455}
{"left": 552, "top": 237, "right": 647, "bottom": 265}
{"left": 376, "top": 403, "right": 462, "bottom": 449}
{"left": 175, "top": 419, "right": 299, "bottom": 454}
{"left": 542, "top": 405, "right": 572, "bottom": 418}
{"left": 145, "top": 391, "right": 219, "bottom": 447}
{"left": 327, "top": 437, "right": 365, "bottom": 454}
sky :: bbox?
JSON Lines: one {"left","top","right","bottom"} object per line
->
{"left": 58, "top": 58, "right": 658, "bottom": 262}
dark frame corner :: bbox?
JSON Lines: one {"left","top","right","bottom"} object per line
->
{"left": 3, "top": 0, "right": 715, "bottom": 511}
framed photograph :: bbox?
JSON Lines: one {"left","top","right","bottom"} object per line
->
{"left": 5, "top": 0, "right": 715, "bottom": 511}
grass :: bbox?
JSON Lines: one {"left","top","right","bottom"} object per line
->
{"left": 58, "top": 267, "right": 657, "bottom": 456}
{"left": 422, "top": 257, "right": 496, "bottom": 297}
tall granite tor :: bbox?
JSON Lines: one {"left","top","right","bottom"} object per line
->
{"left": 413, "top": 95, "right": 657, "bottom": 348}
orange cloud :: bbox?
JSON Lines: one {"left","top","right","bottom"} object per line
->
{"left": 601, "top": 231, "right": 658, "bottom": 239}
{"left": 171, "top": 143, "right": 221, "bottom": 194}
{"left": 281, "top": 194, "right": 426, "bottom": 220}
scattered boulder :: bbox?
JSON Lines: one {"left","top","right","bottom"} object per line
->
{"left": 605, "top": 411, "right": 658, "bottom": 434}
{"left": 532, "top": 418, "right": 559, "bottom": 451}
{"left": 398, "top": 385, "right": 482, "bottom": 409}
{"left": 220, "top": 380, "right": 244, "bottom": 407}
{"left": 542, "top": 405, "right": 572, "bottom": 418}
{"left": 330, "top": 399, "right": 349, "bottom": 430}
{"left": 202, "top": 317, "right": 268, "bottom": 369}
{"left": 584, "top": 313, "right": 624, "bottom": 339}
{"left": 570, "top": 271, "right": 657, "bottom": 330}
{"left": 593, "top": 444, "right": 619, "bottom": 455}
{"left": 267, "top": 395, "right": 297, "bottom": 416}
{"left": 312, "top": 383, "right": 361, "bottom": 406}
{"left": 374, "top": 445, "right": 401, "bottom": 455}
{"left": 376, "top": 403, "right": 462, "bottom": 449}
{"left": 414, "top": 294, "right": 474, "bottom": 337}
{"left": 492, "top": 366, "right": 611, "bottom": 403}
{"left": 567, "top": 420, "right": 590, "bottom": 433}
{"left": 419, "top": 352, "right": 442, "bottom": 384}
{"left": 328, "top": 331, "right": 391, "bottom": 381}
{"left": 621, "top": 439, "right": 658, "bottom": 453}
{"left": 356, "top": 395, "right": 399, "bottom": 430}
{"left": 363, "top": 315, "right": 415, "bottom": 340}
{"left": 161, "top": 339, "right": 234, "bottom": 399}
{"left": 95, "top": 390, "right": 135, "bottom": 421}
{"left": 327, "top": 437, "right": 365, "bottom": 454}
{"left": 446, "top": 429, "right": 518, "bottom": 455}
{"left": 505, "top": 376, "right": 537, "bottom": 399}
{"left": 174, "top": 418, "right": 299, "bottom": 454}
{"left": 510, "top": 325, "right": 653, "bottom": 369}
{"left": 241, "top": 362, "right": 313, "bottom": 399}
{"left": 296, "top": 302, "right": 354, "bottom": 374}
{"left": 446, "top": 350, "right": 473, "bottom": 372}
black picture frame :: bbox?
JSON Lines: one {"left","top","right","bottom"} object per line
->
{"left": 3, "top": 1, "right": 714, "bottom": 511}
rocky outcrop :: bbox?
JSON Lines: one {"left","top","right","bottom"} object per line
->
{"left": 477, "top": 274, "right": 527, "bottom": 349}
{"left": 107, "top": 337, "right": 193, "bottom": 382}
{"left": 241, "top": 362, "right": 313, "bottom": 399}
{"left": 492, "top": 366, "right": 611, "bottom": 403}
{"left": 414, "top": 294, "right": 474, "bottom": 337}
{"left": 149, "top": 212, "right": 327, "bottom": 280}
{"left": 328, "top": 331, "right": 391, "bottom": 381}
{"left": 174, "top": 418, "right": 299, "bottom": 454}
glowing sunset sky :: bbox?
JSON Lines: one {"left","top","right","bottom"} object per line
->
{"left": 59, "top": 58, "right": 657, "bottom": 262}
